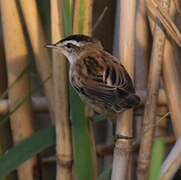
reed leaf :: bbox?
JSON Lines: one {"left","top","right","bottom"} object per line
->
{"left": 97, "top": 166, "right": 112, "bottom": 180}
{"left": 0, "top": 126, "right": 56, "bottom": 179}
{"left": 0, "top": 146, "right": 5, "bottom": 180}
{"left": 77, "top": 0, "right": 85, "bottom": 33}
{"left": 70, "top": 89, "right": 93, "bottom": 179}
{"left": 132, "top": 112, "right": 169, "bottom": 146}
{"left": 0, "top": 75, "right": 51, "bottom": 126}
{"left": 61, "top": 0, "right": 93, "bottom": 179}
{"left": 0, "top": 64, "right": 31, "bottom": 100}
{"left": 149, "top": 138, "right": 165, "bottom": 180}
{"left": 61, "top": 0, "right": 73, "bottom": 36}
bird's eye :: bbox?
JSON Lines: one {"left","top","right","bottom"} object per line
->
{"left": 67, "top": 43, "right": 73, "bottom": 48}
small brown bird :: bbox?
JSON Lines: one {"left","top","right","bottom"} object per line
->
{"left": 46, "top": 34, "right": 140, "bottom": 119}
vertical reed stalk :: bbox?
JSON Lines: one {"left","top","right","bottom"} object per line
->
{"left": 147, "top": 0, "right": 181, "bottom": 139}
{"left": 70, "top": 0, "right": 95, "bottom": 180}
{"left": 137, "top": 1, "right": 170, "bottom": 179}
{"left": 74, "top": 0, "right": 93, "bottom": 35}
{"left": 162, "top": 0, "right": 181, "bottom": 138}
{"left": 0, "top": 1, "right": 36, "bottom": 180}
{"left": 18, "top": 0, "right": 54, "bottom": 119}
{"left": 135, "top": 0, "right": 150, "bottom": 138}
{"left": 50, "top": 0, "right": 73, "bottom": 180}
{"left": 134, "top": 0, "right": 150, "bottom": 179}
{"left": 74, "top": 0, "right": 98, "bottom": 179}
{"left": 112, "top": 0, "right": 136, "bottom": 179}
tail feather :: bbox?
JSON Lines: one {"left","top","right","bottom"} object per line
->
{"left": 112, "top": 94, "right": 140, "bottom": 112}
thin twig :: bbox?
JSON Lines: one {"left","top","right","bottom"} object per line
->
{"left": 133, "top": 112, "right": 169, "bottom": 146}
{"left": 92, "top": 6, "right": 108, "bottom": 32}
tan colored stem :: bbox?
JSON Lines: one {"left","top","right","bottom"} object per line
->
{"left": 152, "top": 0, "right": 181, "bottom": 136}
{"left": 162, "top": 1, "right": 181, "bottom": 138}
{"left": 135, "top": 1, "right": 150, "bottom": 179}
{"left": 41, "top": 136, "right": 175, "bottom": 164}
{"left": 74, "top": 1, "right": 98, "bottom": 179}
{"left": 0, "top": 89, "right": 168, "bottom": 115}
{"left": 0, "top": 1, "right": 36, "bottom": 180}
{"left": 50, "top": 0, "right": 73, "bottom": 180}
{"left": 135, "top": 0, "right": 150, "bottom": 141}
{"left": 18, "top": 0, "right": 54, "bottom": 119}
{"left": 112, "top": 0, "right": 136, "bottom": 179}
{"left": 148, "top": 0, "right": 181, "bottom": 138}
{"left": 0, "top": 97, "right": 47, "bottom": 115}
{"left": 137, "top": 1, "right": 170, "bottom": 179}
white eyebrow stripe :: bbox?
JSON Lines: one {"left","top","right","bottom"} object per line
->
{"left": 62, "top": 40, "right": 83, "bottom": 47}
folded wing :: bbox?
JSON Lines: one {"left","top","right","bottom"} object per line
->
{"left": 71, "top": 52, "right": 140, "bottom": 112}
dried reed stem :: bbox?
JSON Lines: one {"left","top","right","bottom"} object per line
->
{"left": 50, "top": 1, "right": 73, "bottom": 180}
{"left": 147, "top": 0, "right": 181, "bottom": 138}
{"left": 74, "top": 0, "right": 98, "bottom": 179}
{"left": 18, "top": 0, "right": 54, "bottom": 119}
{"left": 135, "top": 1, "right": 150, "bottom": 179}
{"left": 0, "top": 97, "right": 47, "bottom": 115}
{"left": 135, "top": 0, "right": 150, "bottom": 140}
{"left": 112, "top": 0, "right": 136, "bottom": 179}
{"left": 137, "top": 1, "right": 170, "bottom": 179}
{"left": 0, "top": 89, "right": 168, "bottom": 115}
{"left": 0, "top": 1, "right": 36, "bottom": 180}
{"left": 148, "top": 0, "right": 181, "bottom": 138}
{"left": 162, "top": 0, "right": 181, "bottom": 138}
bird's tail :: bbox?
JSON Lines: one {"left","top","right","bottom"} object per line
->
{"left": 112, "top": 94, "right": 140, "bottom": 112}
{"left": 126, "top": 94, "right": 140, "bottom": 107}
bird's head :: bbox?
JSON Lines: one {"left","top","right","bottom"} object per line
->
{"left": 46, "top": 34, "right": 103, "bottom": 64}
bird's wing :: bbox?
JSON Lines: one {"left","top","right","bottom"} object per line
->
{"left": 71, "top": 52, "right": 140, "bottom": 112}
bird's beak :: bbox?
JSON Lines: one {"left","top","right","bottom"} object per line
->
{"left": 46, "top": 44, "right": 59, "bottom": 49}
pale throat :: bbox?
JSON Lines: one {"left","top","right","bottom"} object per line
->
{"left": 66, "top": 54, "right": 77, "bottom": 64}
{"left": 61, "top": 50, "right": 77, "bottom": 64}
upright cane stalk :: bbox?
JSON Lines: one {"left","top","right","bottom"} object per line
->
{"left": 147, "top": 0, "right": 181, "bottom": 138}
{"left": 0, "top": 1, "right": 36, "bottom": 180}
{"left": 135, "top": 0, "right": 150, "bottom": 179}
{"left": 137, "top": 0, "right": 170, "bottom": 179}
{"left": 62, "top": 0, "right": 93, "bottom": 179}
{"left": 135, "top": 0, "right": 150, "bottom": 142}
{"left": 162, "top": 0, "right": 181, "bottom": 138}
{"left": 18, "top": 0, "right": 54, "bottom": 119}
{"left": 112, "top": 0, "right": 136, "bottom": 179}
{"left": 74, "top": 0, "right": 98, "bottom": 179}
{"left": 50, "top": 0, "right": 73, "bottom": 180}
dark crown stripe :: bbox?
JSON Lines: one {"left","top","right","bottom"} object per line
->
{"left": 60, "top": 34, "right": 94, "bottom": 43}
